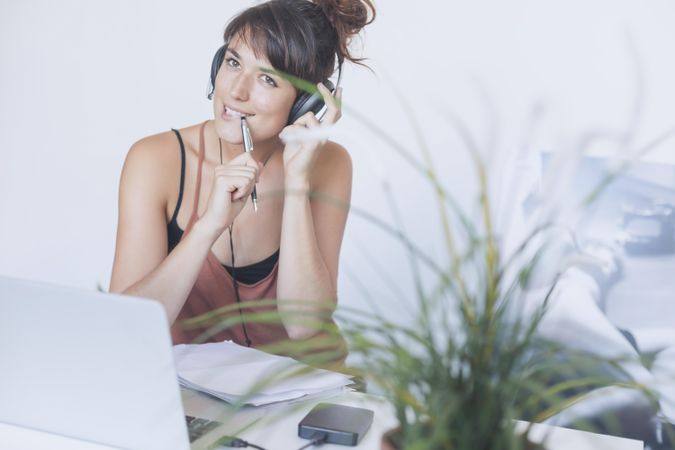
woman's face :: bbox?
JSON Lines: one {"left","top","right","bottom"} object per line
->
{"left": 212, "top": 35, "right": 297, "bottom": 145}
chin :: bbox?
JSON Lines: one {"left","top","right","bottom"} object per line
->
{"left": 213, "top": 117, "right": 244, "bottom": 144}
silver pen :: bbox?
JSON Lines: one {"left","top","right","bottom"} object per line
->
{"left": 240, "top": 117, "right": 258, "bottom": 212}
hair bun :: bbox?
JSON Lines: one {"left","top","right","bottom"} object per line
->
{"left": 315, "top": 0, "right": 375, "bottom": 64}
{"left": 318, "top": 0, "right": 375, "bottom": 35}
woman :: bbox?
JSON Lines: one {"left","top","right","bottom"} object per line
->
{"left": 109, "top": 0, "right": 375, "bottom": 359}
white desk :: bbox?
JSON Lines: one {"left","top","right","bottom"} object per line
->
{"left": 0, "top": 389, "right": 644, "bottom": 450}
{"left": 182, "top": 388, "right": 644, "bottom": 450}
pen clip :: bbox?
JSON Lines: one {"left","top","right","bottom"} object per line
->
{"left": 241, "top": 117, "right": 253, "bottom": 153}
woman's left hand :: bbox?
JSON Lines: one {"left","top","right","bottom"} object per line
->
{"left": 280, "top": 83, "right": 342, "bottom": 185}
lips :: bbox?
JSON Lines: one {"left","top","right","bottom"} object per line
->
{"left": 223, "top": 104, "right": 254, "bottom": 118}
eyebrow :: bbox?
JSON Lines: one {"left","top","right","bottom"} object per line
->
{"left": 226, "top": 48, "right": 242, "bottom": 59}
{"left": 226, "top": 48, "right": 279, "bottom": 79}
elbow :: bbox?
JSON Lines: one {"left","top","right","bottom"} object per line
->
{"left": 108, "top": 280, "right": 135, "bottom": 297}
{"left": 108, "top": 274, "right": 135, "bottom": 295}
{"left": 283, "top": 305, "right": 336, "bottom": 341}
{"left": 277, "top": 287, "right": 338, "bottom": 341}
{"left": 286, "top": 325, "right": 320, "bottom": 341}
{"left": 108, "top": 285, "right": 125, "bottom": 295}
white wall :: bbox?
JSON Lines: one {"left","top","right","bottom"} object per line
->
{"left": 2, "top": 0, "right": 675, "bottom": 323}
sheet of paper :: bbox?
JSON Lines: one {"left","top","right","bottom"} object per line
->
{"left": 173, "top": 340, "right": 352, "bottom": 406}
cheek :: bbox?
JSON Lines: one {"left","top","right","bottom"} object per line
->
{"left": 252, "top": 88, "right": 296, "bottom": 125}
{"left": 213, "top": 69, "right": 229, "bottom": 94}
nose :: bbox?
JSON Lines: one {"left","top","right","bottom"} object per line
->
{"left": 229, "top": 72, "right": 251, "bottom": 102}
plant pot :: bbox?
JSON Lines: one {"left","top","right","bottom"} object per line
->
{"left": 380, "top": 427, "right": 399, "bottom": 450}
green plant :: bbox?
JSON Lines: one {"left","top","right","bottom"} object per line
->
{"left": 333, "top": 91, "right": 675, "bottom": 448}
{"left": 184, "top": 133, "right": 659, "bottom": 450}
{"left": 179, "top": 70, "right": 672, "bottom": 450}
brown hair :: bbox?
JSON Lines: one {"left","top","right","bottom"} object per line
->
{"left": 223, "top": 0, "right": 375, "bottom": 84}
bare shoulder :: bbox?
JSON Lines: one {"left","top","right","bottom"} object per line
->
{"left": 119, "top": 130, "right": 183, "bottom": 204}
{"left": 124, "top": 131, "right": 178, "bottom": 173}
{"left": 311, "top": 140, "right": 353, "bottom": 188}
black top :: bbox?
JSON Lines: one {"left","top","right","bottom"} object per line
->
{"left": 167, "top": 129, "right": 186, "bottom": 253}
{"left": 167, "top": 128, "right": 279, "bottom": 285}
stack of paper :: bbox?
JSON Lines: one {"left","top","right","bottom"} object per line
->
{"left": 173, "top": 340, "right": 353, "bottom": 406}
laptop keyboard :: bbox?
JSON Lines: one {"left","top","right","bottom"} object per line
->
{"left": 185, "top": 415, "right": 222, "bottom": 442}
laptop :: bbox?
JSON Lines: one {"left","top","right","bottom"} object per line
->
{"left": 0, "top": 276, "right": 227, "bottom": 450}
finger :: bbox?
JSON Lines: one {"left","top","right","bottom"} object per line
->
{"left": 228, "top": 152, "right": 263, "bottom": 173}
{"left": 317, "top": 82, "right": 333, "bottom": 101}
{"left": 216, "top": 173, "right": 254, "bottom": 189}
{"left": 232, "top": 180, "right": 256, "bottom": 200}
{"left": 227, "top": 176, "right": 256, "bottom": 201}
{"left": 335, "top": 87, "right": 343, "bottom": 120}
{"left": 229, "top": 151, "right": 258, "bottom": 166}
{"left": 293, "top": 111, "right": 321, "bottom": 129}
{"left": 214, "top": 165, "right": 258, "bottom": 178}
{"left": 243, "top": 157, "right": 264, "bottom": 176}
{"left": 244, "top": 160, "right": 263, "bottom": 183}
{"left": 247, "top": 156, "right": 264, "bottom": 182}
{"left": 316, "top": 82, "right": 336, "bottom": 109}
{"left": 214, "top": 169, "right": 256, "bottom": 190}
{"left": 215, "top": 161, "right": 257, "bottom": 172}
{"left": 224, "top": 156, "right": 261, "bottom": 180}
{"left": 317, "top": 82, "right": 341, "bottom": 124}
{"left": 218, "top": 169, "right": 258, "bottom": 182}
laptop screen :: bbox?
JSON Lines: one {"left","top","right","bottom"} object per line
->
{"left": 0, "top": 276, "right": 190, "bottom": 450}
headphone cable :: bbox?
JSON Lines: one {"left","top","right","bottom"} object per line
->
{"left": 228, "top": 223, "right": 253, "bottom": 347}
{"left": 221, "top": 136, "right": 253, "bottom": 348}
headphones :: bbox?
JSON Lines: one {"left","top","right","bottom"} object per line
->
{"left": 207, "top": 44, "right": 341, "bottom": 124}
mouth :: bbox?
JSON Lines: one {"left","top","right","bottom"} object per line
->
{"left": 223, "top": 104, "right": 254, "bottom": 118}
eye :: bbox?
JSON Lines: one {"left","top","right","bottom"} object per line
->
{"left": 225, "top": 57, "right": 240, "bottom": 68}
{"left": 261, "top": 74, "right": 277, "bottom": 87}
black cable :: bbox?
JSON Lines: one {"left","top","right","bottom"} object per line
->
{"left": 296, "top": 433, "right": 328, "bottom": 450}
{"left": 215, "top": 429, "right": 326, "bottom": 450}
{"left": 220, "top": 136, "right": 252, "bottom": 348}
{"left": 219, "top": 137, "right": 223, "bottom": 165}
{"left": 215, "top": 435, "right": 268, "bottom": 450}
{"left": 215, "top": 436, "right": 248, "bottom": 447}
{"left": 245, "top": 443, "right": 267, "bottom": 450}
{"left": 228, "top": 224, "right": 253, "bottom": 347}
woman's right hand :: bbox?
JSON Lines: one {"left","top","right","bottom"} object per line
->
{"left": 200, "top": 151, "right": 261, "bottom": 236}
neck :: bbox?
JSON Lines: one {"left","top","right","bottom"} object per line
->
{"left": 206, "top": 120, "right": 280, "bottom": 165}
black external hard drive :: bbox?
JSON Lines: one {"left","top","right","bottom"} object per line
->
{"left": 298, "top": 403, "right": 375, "bottom": 446}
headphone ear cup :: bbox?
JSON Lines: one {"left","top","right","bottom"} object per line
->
{"left": 287, "top": 93, "right": 314, "bottom": 125}
{"left": 287, "top": 79, "right": 336, "bottom": 124}
{"left": 208, "top": 45, "right": 227, "bottom": 100}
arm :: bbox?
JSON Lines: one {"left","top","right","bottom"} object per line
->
{"left": 277, "top": 142, "right": 352, "bottom": 339}
{"left": 109, "top": 134, "right": 259, "bottom": 324}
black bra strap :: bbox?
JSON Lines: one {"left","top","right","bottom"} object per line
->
{"left": 169, "top": 129, "right": 186, "bottom": 225}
